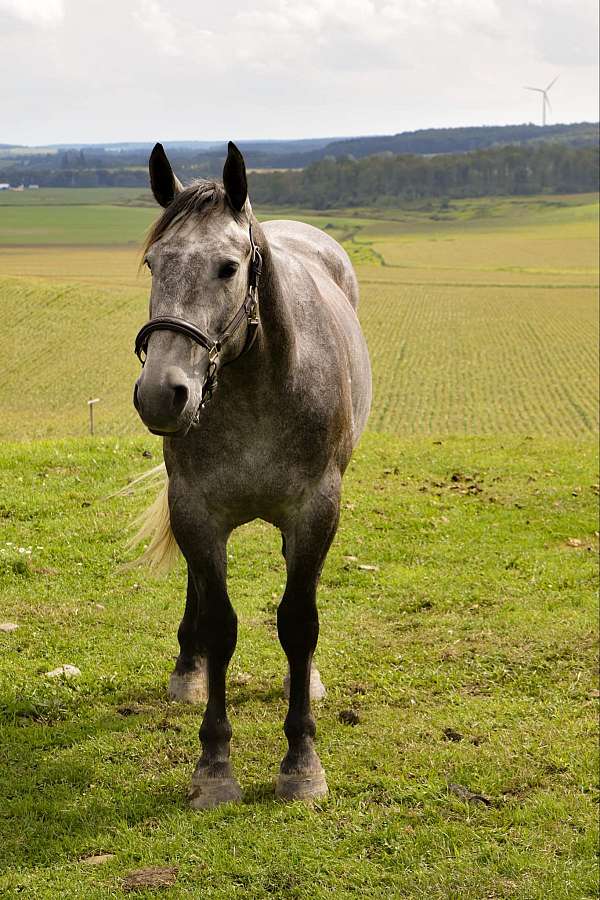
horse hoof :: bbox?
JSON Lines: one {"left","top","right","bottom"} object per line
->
{"left": 188, "top": 772, "right": 242, "bottom": 810}
{"left": 168, "top": 665, "right": 208, "bottom": 704}
{"left": 275, "top": 768, "right": 328, "bottom": 802}
{"left": 283, "top": 667, "right": 326, "bottom": 702}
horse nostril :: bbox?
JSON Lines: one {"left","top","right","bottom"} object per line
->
{"left": 164, "top": 367, "right": 190, "bottom": 415}
{"left": 172, "top": 383, "right": 189, "bottom": 414}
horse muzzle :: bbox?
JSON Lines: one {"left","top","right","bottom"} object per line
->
{"left": 133, "top": 365, "right": 199, "bottom": 436}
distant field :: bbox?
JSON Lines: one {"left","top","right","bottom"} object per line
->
{"left": 0, "top": 191, "right": 597, "bottom": 439}
{"left": 0, "top": 188, "right": 152, "bottom": 206}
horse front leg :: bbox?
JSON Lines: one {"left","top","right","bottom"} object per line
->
{"left": 170, "top": 511, "right": 241, "bottom": 810}
{"left": 281, "top": 536, "right": 326, "bottom": 703}
{"left": 276, "top": 476, "right": 341, "bottom": 801}
{"left": 168, "top": 570, "right": 208, "bottom": 704}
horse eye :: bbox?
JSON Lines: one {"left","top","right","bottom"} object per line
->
{"left": 218, "top": 261, "right": 238, "bottom": 279}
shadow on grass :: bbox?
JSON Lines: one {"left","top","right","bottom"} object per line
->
{"left": 0, "top": 704, "right": 195, "bottom": 870}
{"left": 229, "top": 684, "right": 283, "bottom": 708}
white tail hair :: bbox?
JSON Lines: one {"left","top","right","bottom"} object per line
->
{"left": 122, "top": 463, "right": 180, "bottom": 575}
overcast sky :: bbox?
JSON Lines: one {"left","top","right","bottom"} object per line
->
{"left": 0, "top": 0, "right": 598, "bottom": 145}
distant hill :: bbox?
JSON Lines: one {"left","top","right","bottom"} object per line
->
{"left": 197, "top": 122, "right": 600, "bottom": 169}
{"left": 0, "top": 123, "right": 597, "bottom": 191}
{"left": 317, "top": 122, "right": 600, "bottom": 159}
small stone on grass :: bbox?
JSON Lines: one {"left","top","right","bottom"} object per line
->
{"left": 45, "top": 664, "right": 81, "bottom": 679}
{"left": 0, "top": 622, "right": 19, "bottom": 632}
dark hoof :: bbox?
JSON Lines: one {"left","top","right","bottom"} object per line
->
{"left": 188, "top": 769, "right": 242, "bottom": 810}
{"left": 168, "top": 661, "right": 208, "bottom": 704}
{"left": 275, "top": 768, "right": 328, "bottom": 801}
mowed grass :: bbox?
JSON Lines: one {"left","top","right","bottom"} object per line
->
{"left": 0, "top": 192, "right": 598, "bottom": 439}
{"left": 0, "top": 434, "right": 598, "bottom": 899}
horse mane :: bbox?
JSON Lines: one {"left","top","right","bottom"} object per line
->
{"left": 143, "top": 180, "right": 243, "bottom": 255}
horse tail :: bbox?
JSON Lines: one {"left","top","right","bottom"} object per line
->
{"left": 122, "top": 464, "right": 180, "bottom": 574}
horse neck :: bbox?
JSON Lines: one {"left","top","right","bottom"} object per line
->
{"left": 252, "top": 220, "right": 296, "bottom": 368}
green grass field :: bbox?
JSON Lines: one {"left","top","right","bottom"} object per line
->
{"left": 0, "top": 189, "right": 598, "bottom": 898}
{"left": 0, "top": 434, "right": 597, "bottom": 898}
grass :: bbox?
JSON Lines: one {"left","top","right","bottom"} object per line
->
{"left": 0, "top": 204, "right": 157, "bottom": 245}
{"left": 0, "top": 433, "right": 598, "bottom": 898}
{"left": 0, "top": 188, "right": 152, "bottom": 207}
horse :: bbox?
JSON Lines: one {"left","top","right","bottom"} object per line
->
{"left": 132, "top": 141, "right": 372, "bottom": 809}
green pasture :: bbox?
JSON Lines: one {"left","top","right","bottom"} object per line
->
{"left": 0, "top": 190, "right": 598, "bottom": 897}
{"left": 0, "top": 188, "right": 151, "bottom": 207}
{"left": 0, "top": 434, "right": 598, "bottom": 898}
{"left": 0, "top": 204, "right": 156, "bottom": 246}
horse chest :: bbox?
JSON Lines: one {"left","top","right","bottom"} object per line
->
{"left": 170, "top": 411, "right": 335, "bottom": 526}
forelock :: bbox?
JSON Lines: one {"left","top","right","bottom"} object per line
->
{"left": 143, "top": 180, "right": 243, "bottom": 254}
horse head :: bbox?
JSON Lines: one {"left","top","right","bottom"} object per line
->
{"left": 133, "top": 141, "right": 259, "bottom": 436}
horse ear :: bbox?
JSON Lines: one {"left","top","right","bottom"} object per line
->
{"left": 149, "top": 142, "right": 183, "bottom": 208}
{"left": 223, "top": 141, "right": 248, "bottom": 212}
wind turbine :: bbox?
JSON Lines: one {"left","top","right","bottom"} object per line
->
{"left": 524, "top": 76, "right": 559, "bottom": 126}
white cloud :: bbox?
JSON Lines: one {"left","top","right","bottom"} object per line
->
{"left": 0, "top": 0, "right": 64, "bottom": 25}
{"left": 0, "top": 0, "right": 596, "bottom": 143}
{"left": 133, "top": 0, "right": 181, "bottom": 57}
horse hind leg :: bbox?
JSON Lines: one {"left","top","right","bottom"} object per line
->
{"left": 168, "top": 571, "right": 208, "bottom": 704}
{"left": 276, "top": 477, "right": 340, "bottom": 801}
{"left": 283, "top": 665, "right": 326, "bottom": 702}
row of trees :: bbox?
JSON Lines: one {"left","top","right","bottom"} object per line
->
{"left": 0, "top": 143, "right": 596, "bottom": 204}
{"left": 248, "top": 144, "right": 599, "bottom": 208}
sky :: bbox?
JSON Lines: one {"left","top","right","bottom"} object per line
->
{"left": 0, "top": 0, "right": 598, "bottom": 145}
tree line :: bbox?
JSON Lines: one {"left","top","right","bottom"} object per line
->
{"left": 248, "top": 144, "right": 599, "bottom": 208}
{"left": 0, "top": 143, "right": 597, "bottom": 206}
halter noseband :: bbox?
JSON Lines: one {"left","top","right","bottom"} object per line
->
{"left": 134, "top": 224, "right": 262, "bottom": 414}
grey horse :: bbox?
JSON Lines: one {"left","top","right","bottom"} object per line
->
{"left": 132, "top": 141, "right": 371, "bottom": 808}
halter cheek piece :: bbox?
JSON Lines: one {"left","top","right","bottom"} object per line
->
{"left": 134, "top": 224, "right": 262, "bottom": 417}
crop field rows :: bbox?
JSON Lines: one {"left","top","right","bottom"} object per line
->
{"left": 0, "top": 192, "right": 598, "bottom": 440}
{"left": 1, "top": 271, "right": 597, "bottom": 440}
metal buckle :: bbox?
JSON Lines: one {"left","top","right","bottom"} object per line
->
{"left": 247, "top": 295, "right": 259, "bottom": 325}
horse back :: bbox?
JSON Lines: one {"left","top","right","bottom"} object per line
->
{"left": 262, "top": 218, "right": 371, "bottom": 448}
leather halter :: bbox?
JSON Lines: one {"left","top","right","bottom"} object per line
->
{"left": 134, "top": 224, "right": 262, "bottom": 413}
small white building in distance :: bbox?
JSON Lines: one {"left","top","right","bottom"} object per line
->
{"left": 28, "top": 184, "right": 40, "bottom": 189}
{"left": 0, "top": 183, "right": 10, "bottom": 191}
